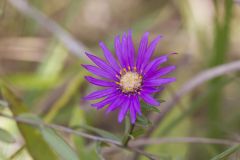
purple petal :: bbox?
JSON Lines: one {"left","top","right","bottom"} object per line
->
{"left": 143, "top": 55, "right": 168, "bottom": 76}
{"left": 130, "top": 103, "right": 136, "bottom": 124}
{"left": 114, "top": 35, "right": 125, "bottom": 68}
{"left": 106, "top": 94, "right": 125, "bottom": 113}
{"left": 141, "top": 86, "right": 164, "bottom": 94}
{"left": 118, "top": 98, "right": 130, "bottom": 123}
{"left": 121, "top": 32, "right": 129, "bottom": 68}
{"left": 143, "top": 78, "right": 176, "bottom": 87}
{"left": 82, "top": 64, "right": 115, "bottom": 80}
{"left": 85, "top": 52, "right": 117, "bottom": 76}
{"left": 146, "top": 66, "right": 176, "bottom": 79}
{"left": 127, "top": 30, "right": 135, "bottom": 68}
{"left": 99, "top": 42, "right": 120, "bottom": 72}
{"left": 84, "top": 88, "right": 116, "bottom": 100}
{"left": 85, "top": 76, "right": 115, "bottom": 87}
{"left": 136, "top": 32, "right": 149, "bottom": 70}
{"left": 132, "top": 95, "right": 142, "bottom": 115}
{"left": 92, "top": 93, "right": 120, "bottom": 109}
{"left": 140, "top": 35, "right": 162, "bottom": 70}
{"left": 140, "top": 92, "right": 160, "bottom": 106}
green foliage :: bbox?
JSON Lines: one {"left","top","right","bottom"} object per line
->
{"left": 76, "top": 124, "right": 121, "bottom": 141}
{"left": 207, "top": 0, "right": 233, "bottom": 138}
{"left": 210, "top": 145, "right": 240, "bottom": 160}
{"left": 44, "top": 70, "right": 86, "bottom": 122}
{"left": 141, "top": 103, "right": 161, "bottom": 113}
{"left": 136, "top": 115, "right": 152, "bottom": 127}
{"left": 95, "top": 141, "right": 106, "bottom": 160}
{"left": 131, "top": 128, "right": 145, "bottom": 138}
{"left": 0, "top": 128, "right": 15, "bottom": 144}
{"left": 0, "top": 84, "right": 58, "bottom": 160}
{"left": 41, "top": 127, "right": 79, "bottom": 160}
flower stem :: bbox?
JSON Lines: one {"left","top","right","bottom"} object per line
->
{"left": 122, "top": 117, "right": 135, "bottom": 147}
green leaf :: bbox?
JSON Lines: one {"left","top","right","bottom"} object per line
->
{"left": 0, "top": 84, "right": 58, "bottom": 160}
{"left": 131, "top": 128, "right": 145, "bottom": 138}
{"left": 210, "top": 145, "right": 240, "bottom": 160}
{"left": 41, "top": 127, "right": 79, "bottom": 160}
{"left": 95, "top": 141, "right": 106, "bottom": 160}
{"left": 0, "top": 128, "right": 15, "bottom": 143}
{"left": 141, "top": 104, "right": 161, "bottom": 113}
{"left": 136, "top": 115, "right": 152, "bottom": 127}
{"left": 73, "top": 125, "right": 121, "bottom": 142}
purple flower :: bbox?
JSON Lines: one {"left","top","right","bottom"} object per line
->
{"left": 83, "top": 31, "right": 176, "bottom": 124}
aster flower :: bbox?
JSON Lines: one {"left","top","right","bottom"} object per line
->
{"left": 83, "top": 31, "right": 176, "bottom": 124}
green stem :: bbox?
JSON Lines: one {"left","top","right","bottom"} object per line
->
{"left": 122, "top": 117, "right": 135, "bottom": 147}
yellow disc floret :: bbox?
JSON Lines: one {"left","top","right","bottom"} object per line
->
{"left": 119, "top": 71, "right": 142, "bottom": 93}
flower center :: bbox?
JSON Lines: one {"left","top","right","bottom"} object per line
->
{"left": 119, "top": 72, "right": 142, "bottom": 93}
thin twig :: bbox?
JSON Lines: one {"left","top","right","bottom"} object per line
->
{"left": 7, "top": 0, "right": 89, "bottom": 59}
{"left": 103, "top": 137, "right": 240, "bottom": 156}
{"left": 129, "top": 137, "right": 240, "bottom": 147}
{"left": 127, "top": 147, "right": 159, "bottom": 160}
{"left": 146, "top": 60, "right": 240, "bottom": 137}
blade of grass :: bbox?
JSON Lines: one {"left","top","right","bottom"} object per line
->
{"left": 207, "top": 0, "right": 233, "bottom": 138}
{"left": 44, "top": 70, "right": 86, "bottom": 122}
{"left": 210, "top": 145, "right": 240, "bottom": 160}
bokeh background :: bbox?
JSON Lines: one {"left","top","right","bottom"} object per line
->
{"left": 0, "top": 0, "right": 240, "bottom": 160}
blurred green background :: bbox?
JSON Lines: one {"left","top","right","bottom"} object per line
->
{"left": 0, "top": 0, "right": 240, "bottom": 159}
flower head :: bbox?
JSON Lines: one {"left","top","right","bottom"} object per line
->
{"left": 83, "top": 31, "right": 176, "bottom": 124}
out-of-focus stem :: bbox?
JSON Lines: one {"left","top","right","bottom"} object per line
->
{"left": 122, "top": 118, "right": 135, "bottom": 147}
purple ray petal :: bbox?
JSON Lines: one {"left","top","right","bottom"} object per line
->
{"left": 132, "top": 95, "right": 142, "bottom": 115}
{"left": 85, "top": 76, "right": 116, "bottom": 87}
{"left": 127, "top": 30, "right": 135, "bottom": 68}
{"left": 143, "top": 78, "right": 176, "bottom": 87}
{"left": 141, "top": 86, "right": 164, "bottom": 94}
{"left": 85, "top": 52, "right": 117, "bottom": 76}
{"left": 140, "top": 92, "right": 160, "bottom": 106}
{"left": 121, "top": 32, "right": 129, "bottom": 68}
{"left": 99, "top": 42, "right": 120, "bottom": 72}
{"left": 136, "top": 32, "right": 149, "bottom": 70}
{"left": 118, "top": 97, "right": 130, "bottom": 123}
{"left": 84, "top": 88, "right": 116, "bottom": 100}
{"left": 146, "top": 66, "right": 176, "bottom": 79}
{"left": 143, "top": 55, "right": 168, "bottom": 76}
{"left": 140, "top": 35, "right": 162, "bottom": 70}
{"left": 114, "top": 35, "right": 125, "bottom": 68}
{"left": 82, "top": 64, "right": 116, "bottom": 80}
{"left": 91, "top": 92, "right": 120, "bottom": 109}
{"left": 129, "top": 103, "right": 136, "bottom": 124}
{"left": 106, "top": 94, "right": 126, "bottom": 113}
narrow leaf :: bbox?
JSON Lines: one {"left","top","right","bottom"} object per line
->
{"left": 41, "top": 127, "right": 79, "bottom": 160}
{"left": 0, "top": 128, "right": 15, "bottom": 143}
{"left": 131, "top": 128, "right": 145, "bottom": 138}
{"left": 210, "top": 145, "right": 240, "bottom": 160}
{"left": 141, "top": 104, "right": 160, "bottom": 113}
{"left": 136, "top": 115, "right": 152, "bottom": 127}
